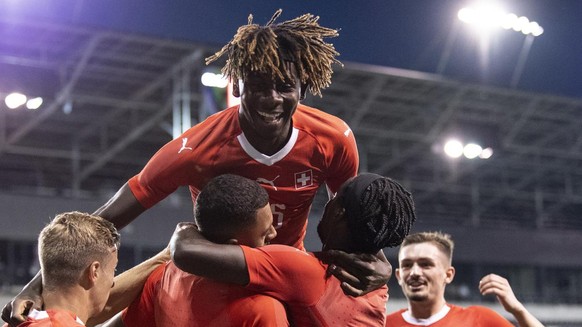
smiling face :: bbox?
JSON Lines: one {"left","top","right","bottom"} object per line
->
{"left": 234, "top": 62, "right": 305, "bottom": 155}
{"left": 395, "top": 242, "right": 455, "bottom": 308}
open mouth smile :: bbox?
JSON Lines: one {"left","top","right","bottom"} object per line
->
{"left": 256, "top": 111, "right": 284, "bottom": 123}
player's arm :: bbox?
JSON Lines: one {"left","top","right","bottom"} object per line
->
{"left": 99, "top": 312, "right": 126, "bottom": 327}
{"left": 170, "top": 222, "right": 250, "bottom": 285}
{"left": 1, "top": 271, "right": 42, "bottom": 327}
{"left": 86, "top": 247, "right": 170, "bottom": 326}
{"left": 93, "top": 182, "right": 146, "bottom": 229}
{"left": 316, "top": 249, "right": 392, "bottom": 297}
{"left": 479, "top": 274, "right": 544, "bottom": 327}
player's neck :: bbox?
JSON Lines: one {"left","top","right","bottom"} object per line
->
{"left": 42, "top": 287, "right": 89, "bottom": 324}
{"left": 408, "top": 297, "right": 447, "bottom": 320}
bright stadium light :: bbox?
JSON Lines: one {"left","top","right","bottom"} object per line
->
{"left": 26, "top": 97, "right": 43, "bottom": 110}
{"left": 444, "top": 140, "right": 464, "bottom": 158}
{"left": 480, "top": 147, "right": 494, "bottom": 159}
{"left": 201, "top": 72, "right": 228, "bottom": 88}
{"left": 463, "top": 143, "right": 483, "bottom": 159}
{"left": 5, "top": 92, "right": 27, "bottom": 109}
{"left": 458, "top": 6, "right": 543, "bottom": 37}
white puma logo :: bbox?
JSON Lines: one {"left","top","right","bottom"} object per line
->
{"left": 343, "top": 122, "right": 352, "bottom": 137}
{"left": 178, "top": 137, "right": 193, "bottom": 153}
{"left": 257, "top": 175, "right": 280, "bottom": 191}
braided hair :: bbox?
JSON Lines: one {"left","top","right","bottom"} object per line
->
{"left": 205, "top": 9, "right": 341, "bottom": 96}
{"left": 340, "top": 174, "right": 416, "bottom": 253}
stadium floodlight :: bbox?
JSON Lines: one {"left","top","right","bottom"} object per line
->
{"left": 5, "top": 92, "right": 27, "bottom": 109}
{"left": 480, "top": 147, "right": 494, "bottom": 159}
{"left": 463, "top": 143, "right": 482, "bottom": 159}
{"left": 458, "top": 6, "right": 543, "bottom": 37}
{"left": 201, "top": 72, "right": 228, "bottom": 88}
{"left": 444, "top": 140, "right": 464, "bottom": 158}
{"left": 26, "top": 97, "right": 43, "bottom": 110}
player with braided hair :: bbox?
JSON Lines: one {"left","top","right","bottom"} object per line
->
{"left": 3, "top": 9, "right": 392, "bottom": 325}
{"left": 171, "top": 173, "right": 417, "bottom": 326}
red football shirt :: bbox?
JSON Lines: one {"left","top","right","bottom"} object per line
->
{"left": 241, "top": 245, "right": 388, "bottom": 327}
{"left": 14, "top": 309, "right": 84, "bottom": 327}
{"left": 122, "top": 261, "right": 289, "bottom": 327}
{"left": 385, "top": 304, "right": 514, "bottom": 326}
{"left": 128, "top": 104, "right": 358, "bottom": 250}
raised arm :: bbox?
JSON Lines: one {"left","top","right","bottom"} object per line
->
{"left": 86, "top": 247, "right": 171, "bottom": 326}
{"left": 93, "top": 182, "right": 146, "bottom": 229}
{"left": 479, "top": 274, "right": 544, "bottom": 327}
{"left": 170, "top": 222, "right": 249, "bottom": 285}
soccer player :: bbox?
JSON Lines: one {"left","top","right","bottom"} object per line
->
{"left": 386, "top": 231, "right": 544, "bottom": 327}
{"left": 106, "top": 174, "right": 288, "bottom": 327}
{"left": 170, "top": 173, "right": 417, "bottom": 326}
{"left": 3, "top": 9, "right": 390, "bottom": 324}
{"left": 5, "top": 212, "right": 120, "bottom": 327}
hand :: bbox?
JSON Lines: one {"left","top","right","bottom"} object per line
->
{"left": 2, "top": 292, "right": 43, "bottom": 326}
{"left": 316, "top": 249, "right": 392, "bottom": 297}
{"left": 174, "top": 222, "right": 198, "bottom": 233}
{"left": 479, "top": 273, "right": 525, "bottom": 315}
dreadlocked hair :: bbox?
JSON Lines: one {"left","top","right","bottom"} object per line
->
{"left": 205, "top": 9, "right": 341, "bottom": 96}
{"left": 349, "top": 178, "right": 417, "bottom": 253}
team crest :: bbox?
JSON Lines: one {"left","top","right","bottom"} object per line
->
{"left": 294, "top": 170, "right": 313, "bottom": 189}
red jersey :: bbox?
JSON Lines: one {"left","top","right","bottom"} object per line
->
{"left": 122, "top": 261, "right": 289, "bottom": 327}
{"left": 241, "top": 245, "right": 387, "bottom": 327}
{"left": 128, "top": 104, "right": 358, "bottom": 250}
{"left": 14, "top": 309, "right": 84, "bottom": 327}
{"left": 385, "top": 304, "right": 514, "bottom": 326}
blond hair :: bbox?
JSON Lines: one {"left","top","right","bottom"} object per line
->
{"left": 206, "top": 9, "right": 341, "bottom": 97}
{"left": 400, "top": 231, "right": 455, "bottom": 263}
{"left": 39, "top": 211, "right": 120, "bottom": 289}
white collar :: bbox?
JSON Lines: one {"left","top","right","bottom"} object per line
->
{"left": 28, "top": 309, "right": 85, "bottom": 325}
{"left": 237, "top": 127, "right": 298, "bottom": 166}
{"left": 401, "top": 304, "right": 450, "bottom": 326}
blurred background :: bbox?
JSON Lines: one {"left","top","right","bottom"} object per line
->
{"left": 1, "top": 0, "right": 582, "bottom": 325}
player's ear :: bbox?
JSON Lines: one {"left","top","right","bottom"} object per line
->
{"left": 232, "top": 80, "right": 241, "bottom": 97}
{"left": 81, "top": 261, "right": 100, "bottom": 290}
{"left": 445, "top": 266, "right": 455, "bottom": 284}
{"left": 395, "top": 268, "right": 403, "bottom": 285}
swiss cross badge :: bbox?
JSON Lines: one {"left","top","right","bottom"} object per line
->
{"left": 294, "top": 170, "right": 313, "bottom": 189}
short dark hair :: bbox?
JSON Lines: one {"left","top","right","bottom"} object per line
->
{"left": 339, "top": 174, "right": 416, "bottom": 253}
{"left": 195, "top": 174, "right": 269, "bottom": 243}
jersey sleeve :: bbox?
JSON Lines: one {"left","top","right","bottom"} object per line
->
{"left": 127, "top": 132, "right": 197, "bottom": 209}
{"left": 470, "top": 306, "right": 515, "bottom": 326}
{"left": 241, "top": 245, "right": 327, "bottom": 305}
{"left": 122, "top": 263, "right": 165, "bottom": 327}
{"left": 324, "top": 120, "right": 359, "bottom": 194}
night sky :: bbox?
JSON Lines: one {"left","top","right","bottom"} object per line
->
{"left": 2, "top": 0, "right": 581, "bottom": 99}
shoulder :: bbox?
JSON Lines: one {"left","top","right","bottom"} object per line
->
{"left": 385, "top": 308, "right": 407, "bottom": 319}
{"left": 186, "top": 106, "right": 240, "bottom": 135}
{"left": 462, "top": 305, "right": 513, "bottom": 325}
{"left": 294, "top": 104, "right": 352, "bottom": 139}
{"left": 242, "top": 245, "right": 323, "bottom": 276}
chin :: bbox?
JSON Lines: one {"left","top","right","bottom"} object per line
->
{"left": 408, "top": 294, "right": 428, "bottom": 302}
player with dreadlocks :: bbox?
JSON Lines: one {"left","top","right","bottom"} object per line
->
{"left": 171, "top": 173, "right": 417, "bottom": 326}
{"left": 3, "top": 9, "right": 393, "bottom": 325}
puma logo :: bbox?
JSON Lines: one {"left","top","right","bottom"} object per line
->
{"left": 178, "top": 137, "right": 193, "bottom": 153}
{"left": 343, "top": 122, "right": 352, "bottom": 137}
{"left": 257, "top": 175, "right": 280, "bottom": 191}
